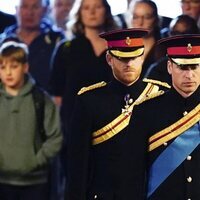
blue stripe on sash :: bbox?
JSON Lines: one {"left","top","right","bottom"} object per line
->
{"left": 147, "top": 122, "right": 200, "bottom": 198}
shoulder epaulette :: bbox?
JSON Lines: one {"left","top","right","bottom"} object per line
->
{"left": 135, "top": 90, "right": 165, "bottom": 106}
{"left": 78, "top": 81, "right": 107, "bottom": 95}
{"left": 143, "top": 78, "right": 171, "bottom": 89}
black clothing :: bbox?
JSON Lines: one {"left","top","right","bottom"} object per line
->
{"left": 140, "top": 27, "right": 161, "bottom": 79}
{"left": 0, "top": 11, "right": 16, "bottom": 33}
{"left": 50, "top": 35, "right": 113, "bottom": 188}
{"left": 50, "top": 35, "right": 113, "bottom": 127}
{"left": 127, "top": 87, "right": 200, "bottom": 200}
{"left": 145, "top": 57, "right": 172, "bottom": 85}
{"left": 65, "top": 79, "right": 165, "bottom": 200}
{"left": 159, "top": 16, "right": 172, "bottom": 30}
{"left": 159, "top": 16, "right": 172, "bottom": 38}
{"left": 0, "top": 183, "right": 49, "bottom": 200}
{"left": 115, "top": 13, "right": 128, "bottom": 29}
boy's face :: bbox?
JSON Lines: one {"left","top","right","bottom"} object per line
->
{"left": 0, "top": 57, "right": 28, "bottom": 92}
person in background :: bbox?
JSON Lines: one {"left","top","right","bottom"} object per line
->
{"left": 0, "top": 11, "right": 16, "bottom": 33}
{"left": 116, "top": 0, "right": 172, "bottom": 31}
{"left": 127, "top": 34, "right": 200, "bottom": 200}
{"left": 145, "top": 14, "right": 199, "bottom": 85}
{"left": 114, "top": 0, "right": 132, "bottom": 29}
{"left": 128, "top": 0, "right": 161, "bottom": 78}
{"left": 49, "top": 0, "right": 74, "bottom": 33}
{"left": 49, "top": 0, "right": 120, "bottom": 194}
{"left": 49, "top": 0, "right": 120, "bottom": 198}
{"left": 0, "top": 2, "right": 65, "bottom": 199}
{"left": 0, "top": 40, "right": 62, "bottom": 200}
{"left": 0, "top": 0, "right": 65, "bottom": 92}
{"left": 181, "top": 0, "right": 200, "bottom": 29}
{"left": 65, "top": 28, "right": 170, "bottom": 200}
{"left": 49, "top": 0, "right": 119, "bottom": 132}
{"left": 168, "top": 14, "right": 199, "bottom": 36}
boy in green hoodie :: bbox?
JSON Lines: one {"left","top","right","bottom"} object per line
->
{"left": 0, "top": 41, "right": 63, "bottom": 200}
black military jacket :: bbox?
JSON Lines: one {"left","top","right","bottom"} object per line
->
{"left": 65, "top": 79, "right": 166, "bottom": 200}
{"left": 127, "top": 86, "right": 200, "bottom": 200}
{"left": 49, "top": 35, "right": 113, "bottom": 126}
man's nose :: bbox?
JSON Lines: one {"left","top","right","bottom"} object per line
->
{"left": 185, "top": 68, "right": 194, "bottom": 78}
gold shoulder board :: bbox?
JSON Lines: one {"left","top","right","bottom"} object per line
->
{"left": 78, "top": 81, "right": 107, "bottom": 95}
{"left": 135, "top": 90, "right": 165, "bottom": 106}
{"left": 143, "top": 78, "right": 171, "bottom": 89}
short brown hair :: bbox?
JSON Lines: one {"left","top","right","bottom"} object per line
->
{"left": 0, "top": 41, "right": 29, "bottom": 64}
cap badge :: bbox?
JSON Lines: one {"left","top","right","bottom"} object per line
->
{"left": 187, "top": 43, "right": 192, "bottom": 52}
{"left": 125, "top": 37, "right": 131, "bottom": 46}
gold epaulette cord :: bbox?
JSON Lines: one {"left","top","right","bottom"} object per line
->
{"left": 92, "top": 82, "right": 164, "bottom": 145}
{"left": 78, "top": 81, "right": 107, "bottom": 95}
{"left": 149, "top": 103, "right": 200, "bottom": 152}
{"left": 143, "top": 78, "right": 171, "bottom": 89}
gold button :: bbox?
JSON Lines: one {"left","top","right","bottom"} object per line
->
{"left": 187, "top": 156, "right": 192, "bottom": 160}
{"left": 183, "top": 111, "right": 188, "bottom": 116}
{"left": 187, "top": 176, "right": 192, "bottom": 182}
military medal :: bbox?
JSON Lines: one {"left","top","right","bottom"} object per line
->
{"left": 122, "top": 94, "right": 132, "bottom": 115}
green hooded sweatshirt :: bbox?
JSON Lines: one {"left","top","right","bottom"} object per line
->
{"left": 0, "top": 75, "right": 63, "bottom": 185}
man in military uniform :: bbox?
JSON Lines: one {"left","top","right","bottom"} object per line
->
{"left": 65, "top": 28, "right": 170, "bottom": 200}
{"left": 127, "top": 34, "right": 200, "bottom": 200}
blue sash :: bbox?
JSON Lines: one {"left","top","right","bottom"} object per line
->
{"left": 147, "top": 122, "right": 200, "bottom": 198}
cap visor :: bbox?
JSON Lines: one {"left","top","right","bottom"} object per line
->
{"left": 171, "top": 57, "right": 200, "bottom": 65}
{"left": 110, "top": 47, "right": 144, "bottom": 58}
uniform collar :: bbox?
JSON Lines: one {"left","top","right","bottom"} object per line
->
{"left": 169, "top": 86, "right": 200, "bottom": 109}
{"left": 109, "top": 78, "right": 146, "bottom": 99}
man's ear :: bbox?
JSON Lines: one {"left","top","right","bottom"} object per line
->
{"left": 106, "top": 52, "right": 113, "bottom": 67}
{"left": 167, "top": 60, "right": 172, "bottom": 75}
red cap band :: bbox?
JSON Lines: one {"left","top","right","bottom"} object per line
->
{"left": 107, "top": 38, "right": 143, "bottom": 48}
{"left": 167, "top": 46, "right": 200, "bottom": 56}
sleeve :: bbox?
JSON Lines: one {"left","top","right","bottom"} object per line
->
{"left": 36, "top": 94, "right": 63, "bottom": 166}
{"left": 65, "top": 95, "right": 93, "bottom": 200}
{"left": 49, "top": 40, "right": 70, "bottom": 96}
